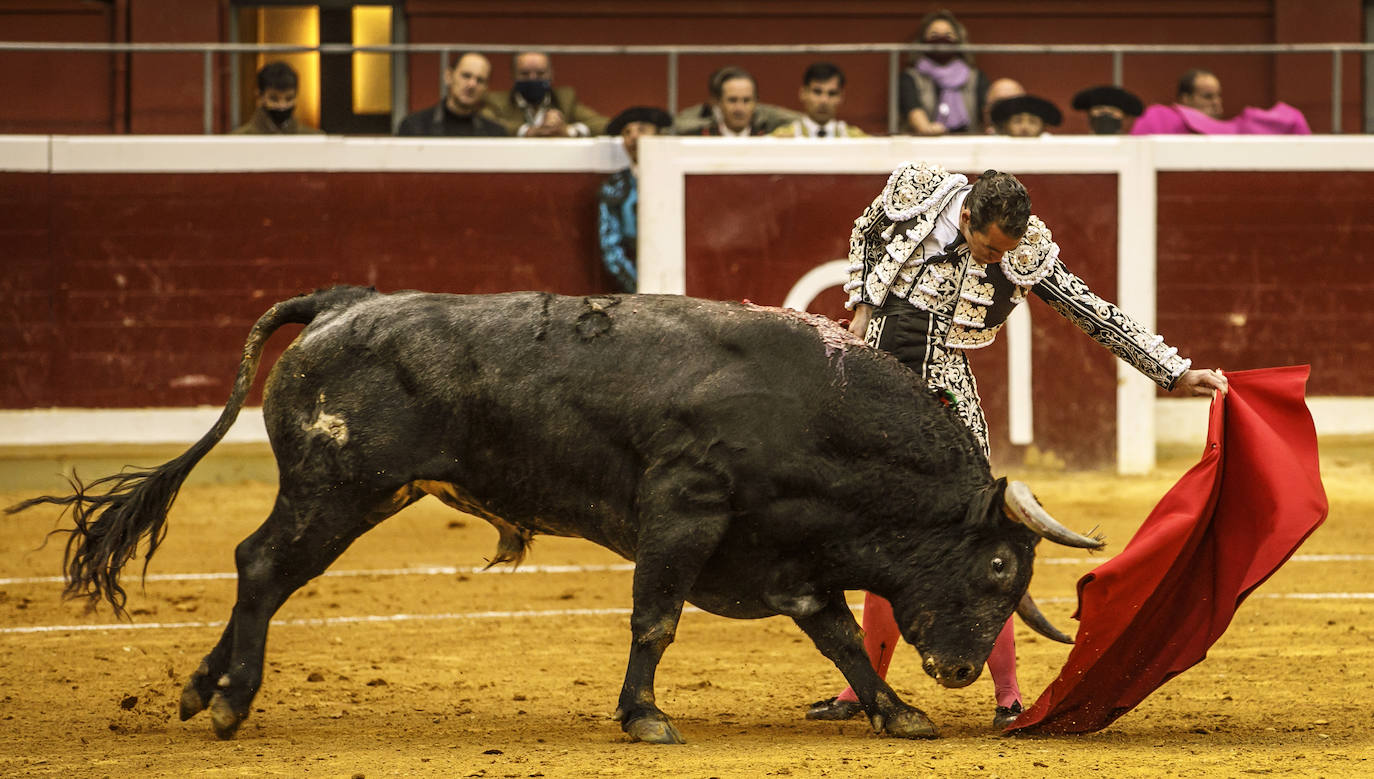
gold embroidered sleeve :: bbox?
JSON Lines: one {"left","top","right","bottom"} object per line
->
{"left": 1033, "top": 262, "right": 1192, "bottom": 390}
{"left": 845, "top": 192, "right": 893, "bottom": 310}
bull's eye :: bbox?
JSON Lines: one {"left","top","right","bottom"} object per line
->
{"left": 991, "top": 557, "right": 1006, "bottom": 573}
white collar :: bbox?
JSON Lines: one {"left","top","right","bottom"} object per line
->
{"left": 800, "top": 116, "right": 843, "bottom": 137}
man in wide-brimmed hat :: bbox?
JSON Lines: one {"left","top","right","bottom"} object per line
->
{"left": 1071, "top": 84, "right": 1144, "bottom": 135}
{"left": 989, "top": 94, "right": 1062, "bottom": 137}
{"left": 598, "top": 106, "right": 673, "bottom": 293}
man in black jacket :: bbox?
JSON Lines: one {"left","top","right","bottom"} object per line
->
{"left": 397, "top": 52, "right": 508, "bottom": 137}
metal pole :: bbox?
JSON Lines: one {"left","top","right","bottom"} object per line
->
{"left": 228, "top": 12, "right": 240, "bottom": 131}
{"left": 667, "top": 50, "right": 678, "bottom": 116}
{"left": 888, "top": 49, "right": 900, "bottom": 135}
{"left": 1332, "top": 49, "right": 1342, "bottom": 134}
{"left": 203, "top": 50, "right": 214, "bottom": 134}
{"left": 1112, "top": 50, "right": 1123, "bottom": 87}
{"left": 439, "top": 48, "right": 449, "bottom": 98}
{"left": 391, "top": 11, "right": 408, "bottom": 134}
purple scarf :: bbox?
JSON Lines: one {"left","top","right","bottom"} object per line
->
{"left": 916, "top": 57, "right": 972, "bottom": 132}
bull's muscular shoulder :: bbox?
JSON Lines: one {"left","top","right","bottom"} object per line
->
{"left": 881, "top": 160, "right": 968, "bottom": 222}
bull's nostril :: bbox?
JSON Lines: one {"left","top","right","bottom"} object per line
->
{"left": 955, "top": 665, "right": 972, "bottom": 681}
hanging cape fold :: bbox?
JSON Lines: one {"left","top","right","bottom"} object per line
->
{"left": 1009, "top": 366, "right": 1328, "bottom": 734}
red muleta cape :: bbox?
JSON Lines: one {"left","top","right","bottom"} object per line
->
{"left": 1008, "top": 366, "right": 1328, "bottom": 734}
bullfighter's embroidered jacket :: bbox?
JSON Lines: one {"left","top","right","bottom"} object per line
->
{"left": 844, "top": 161, "right": 1191, "bottom": 390}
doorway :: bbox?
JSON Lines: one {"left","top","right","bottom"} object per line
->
{"left": 231, "top": 1, "right": 405, "bottom": 134}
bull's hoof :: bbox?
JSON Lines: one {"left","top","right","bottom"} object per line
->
{"left": 179, "top": 662, "right": 212, "bottom": 721}
{"left": 624, "top": 715, "right": 686, "bottom": 745}
{"left": 208, "top": 692, "right": 246, "bottom": 740}
{"left": 179, "top": 680, "right": 208, "bottom": 721}
{"left": 874, "top": 707, "right": 939, "bottom": 739}
{"left": 805, "top": 697, "right": 864, "bottom": 721}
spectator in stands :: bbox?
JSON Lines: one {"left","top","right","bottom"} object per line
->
{"left": 981, "top": 77, "right": 1025, "bottom": 133}
{"left": 900, "top": 9, "right": 990, "bottom": 135}
{"left": 989, "top": 95, "right": 1062, "bottom": 137}
{"left": 1071, "top": 85, "right": 1144, "bottom": 134}
{"left": 1131, "top": 69, "right": 1311, "bottom": 135}
{"left": 771, "top": 62, "right": 867, "bottom": 138}
{"left": 598, "top": 106, "right": 673, "bottom": 293}
{"left": 483, "top": 51, "right": 608, "bottom": 137}
{"left": 396, "top": 52, "right": 508, "bottom": 137}
{"left": 232, "top": 62, "right": 322, "bottom": 135}
{"left": 673, "top": 67, "right": 800, "bottom": 136}
{"left": 1177, "top": 68, "right": 1224, "bottom": 118}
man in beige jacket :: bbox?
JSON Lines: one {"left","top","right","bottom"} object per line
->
{"left": 483, "top": 51, "right": 608, "bottom": 137}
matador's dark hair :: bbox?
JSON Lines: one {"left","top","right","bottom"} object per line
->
{"left": 966, "top": 170, "right": 1031, "bottom": 239}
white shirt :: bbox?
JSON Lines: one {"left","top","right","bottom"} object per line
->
{"left": 921, "top": 185, "right": 970, "bottom": 259}
{"left": 794, "top": 117, "right": 852, "bottom": 138}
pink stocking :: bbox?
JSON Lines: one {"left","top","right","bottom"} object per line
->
{"left": 986, "top": 615, "right": 1021, "bottom": 708}
{"left": 834, "top": 592, "right": 901, "bottom": 703}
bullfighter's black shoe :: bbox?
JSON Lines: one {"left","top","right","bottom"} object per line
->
{"left": 805, "top": 697, "right": 864, "bottom": 720}
{"left": 992, "top": 701, "right": 1023, "bottom": 730}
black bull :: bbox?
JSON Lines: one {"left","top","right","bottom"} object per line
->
{"left": 9, "top": 287, "right": 1104, "bottom": 743}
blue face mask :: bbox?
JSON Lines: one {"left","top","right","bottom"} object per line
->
{"left": 513, "top": 79, "right": 551, "bottom": 106}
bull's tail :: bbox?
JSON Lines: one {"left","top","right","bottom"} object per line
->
{"left": 5, "top": 285, "right": 379, "bottom": 617}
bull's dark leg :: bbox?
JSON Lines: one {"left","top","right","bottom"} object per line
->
{"left": 614, "top": 467, "right": 730, "bottom": 745}
{"left": 793, "top": 597, "right": 938, "bottom": 739}
{"left": 179, "top": 487, "right": 421, "bottom": 724}
{"left": 178, "top": 619, "right": 237, "bottom": 721}
{"left": 184, "top": 487, "right": 404, "bottom": 739}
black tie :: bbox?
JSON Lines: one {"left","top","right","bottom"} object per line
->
{"left": 816, "top": 128, "right": 827, "bottom": 137}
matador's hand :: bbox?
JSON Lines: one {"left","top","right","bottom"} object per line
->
{"left": 1175, "top": 368, "right": 1229, "bottom": 397}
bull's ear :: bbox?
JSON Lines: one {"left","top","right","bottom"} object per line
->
{"left": 964, "top": 477, "right": 1008, "bottom": 528}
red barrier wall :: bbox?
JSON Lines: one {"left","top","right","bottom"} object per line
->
{"left": 0, "top": 170, "right": 614, "bottom": 408}
{"left": 4, "top": 166, "right": 1372, "bottom": 466}
{"left": 1156, "top": 171, "right": 1374, "bottom": 396}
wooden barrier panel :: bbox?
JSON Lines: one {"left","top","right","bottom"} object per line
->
{"left": 4, "top": 135, "right": 1374, "bottom": 469}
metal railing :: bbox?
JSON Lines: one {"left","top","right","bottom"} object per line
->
{"left": 3, "top": 41, "right": 1371, "bottom": 135}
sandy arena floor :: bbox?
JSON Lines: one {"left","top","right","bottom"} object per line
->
{"left": 1, "top": 440, "right": 1371, "bottom": 777}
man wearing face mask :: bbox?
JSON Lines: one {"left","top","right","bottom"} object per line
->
{"left": 899, "top": 9, "right": 990, "bottom": 135}
{"left": 232, "top": 62, "right": 322, "bottom": 135}
{"left": 484, "top": 51, "right": 608, "bottom": 137}
{"left": 1071, "top": 85, "right": 1144, "bottom": 135}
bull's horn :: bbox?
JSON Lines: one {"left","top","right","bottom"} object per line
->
{"left": 1016, "top": 592, "right": 1074, "bottom": 644}
{"left": 1003, "top": 481, "right": 1105, "bottom": 550}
